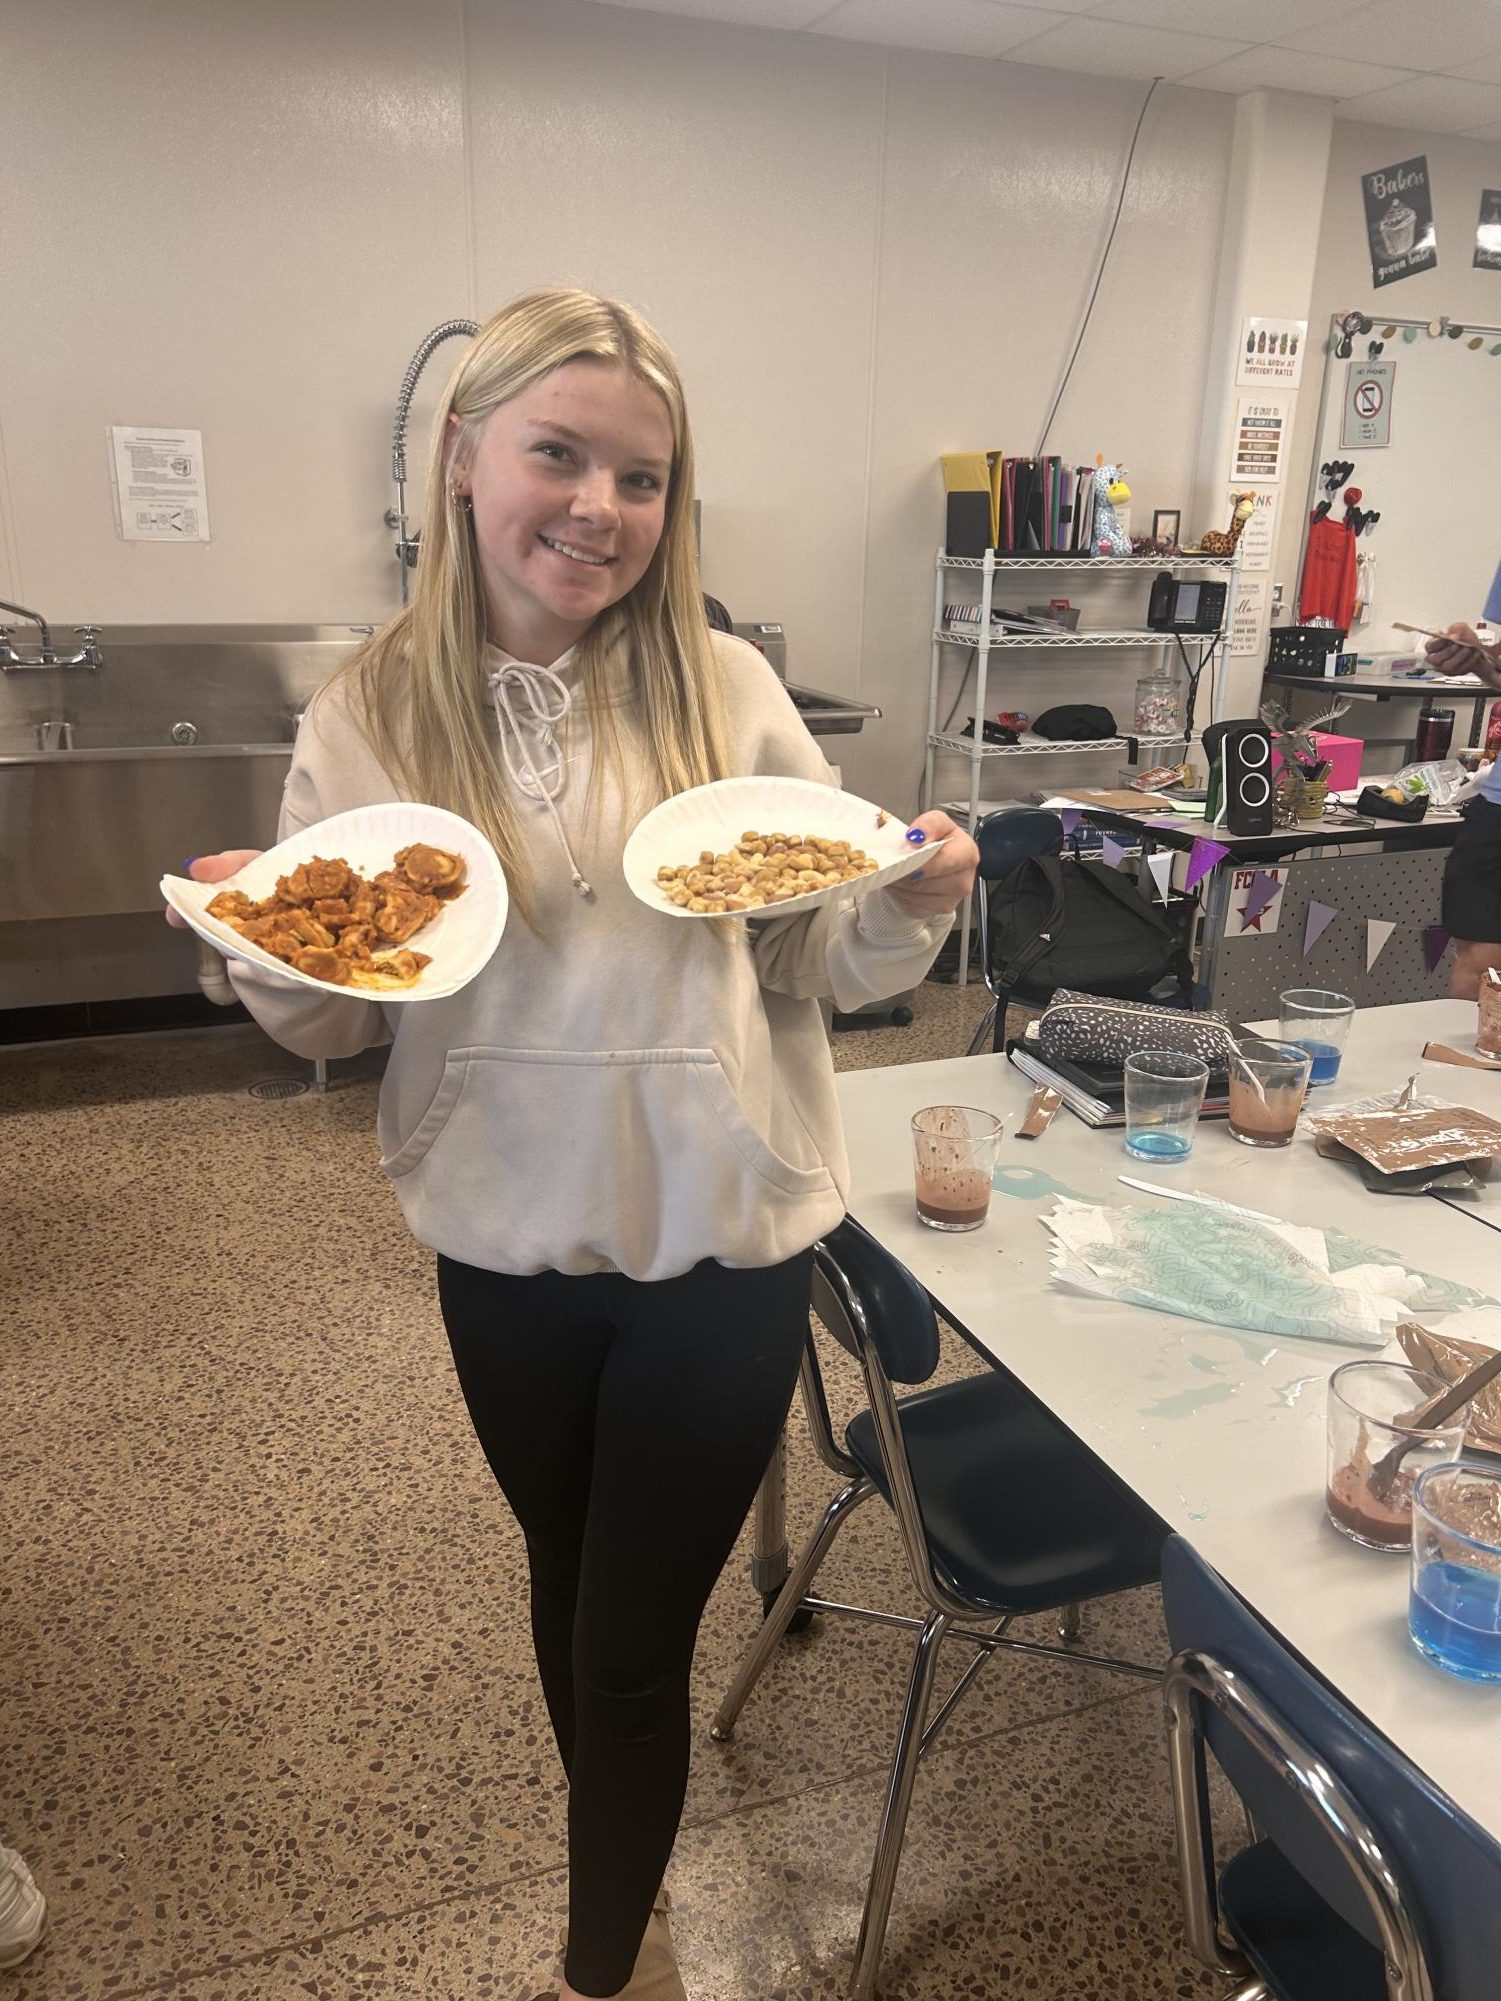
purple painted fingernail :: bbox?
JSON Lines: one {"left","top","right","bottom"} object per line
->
{"left": 183, "top": 857, "right": 198, "bottom": 871}
{"left": 910, "top": 869, "right": 926, "bottom": 881}
{"left": 906, "top": 828, "right": 927, "bottom": 845}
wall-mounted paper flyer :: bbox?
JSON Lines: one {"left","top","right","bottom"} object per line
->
{"left": 1236, "top": 317, "right": 1307, "bottom": 389}
{"left": 109, "top": 426, "right": 211, "bottom": 542}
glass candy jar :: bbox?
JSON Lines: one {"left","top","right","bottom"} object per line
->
{"left": 1134, "top": 667, "right": 1182, "bottom": 740}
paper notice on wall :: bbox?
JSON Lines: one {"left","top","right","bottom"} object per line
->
{"left": 109, "top": 426, "right": 210, "bottom": 541}
{"left": 1236, "top": 317, "right": 1307, "bottom": 389}
{"left": 1340, "top": 359, "right": 1395, "bottom": 449}
{"left": 1227, "top": 866, "right": 1287, "bottom": 939}
{"left": 1231, "top": 488, "right": 1278, "bottom": 572}
{"left": 1231, "top": 397, "right": 1288, "bottom": 484}
{"left": 1228, "top": 576, "right": 1268, "bottom": 658}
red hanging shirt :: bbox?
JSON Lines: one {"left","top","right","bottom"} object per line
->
{"left": 1298, "top": 514, "right": 1358, "bottom": 628}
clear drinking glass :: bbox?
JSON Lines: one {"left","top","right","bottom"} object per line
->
{"left": 1410, "top": 1461, "right": 1501, "bottom": 1682}
{"left": 1325, "top": 1360, "right": 1465, "bottom": 1551}
{"left": 1279, "top": 988, "right": 1356, "bottom": 1086}
{"left": 1227, "top": 1038, "right": 1313, "bottom": 1148}
{"left": 1122, "top": 1050, "right": 1208, "bottom": 1162}
{"left": 911, "top": 1105, "right": 1004, "bottom": 1232}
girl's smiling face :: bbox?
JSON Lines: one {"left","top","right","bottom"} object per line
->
{"left": 455, "top": 358, "right": 674, "bottom": 664}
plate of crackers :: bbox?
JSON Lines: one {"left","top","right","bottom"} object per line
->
{"left": 623, "top": 776, "right": 943, "bottom": 920}
{"left": 161, "top": 803, "right": 508, "bottom": 1001}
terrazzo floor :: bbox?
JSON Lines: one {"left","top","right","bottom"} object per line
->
{"left": 2, "top": 983, "right": 1230, "bottom": 2000}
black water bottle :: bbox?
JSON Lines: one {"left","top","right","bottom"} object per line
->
{"left": 1415, "top": 707, "right": 1454, "bottom": 761}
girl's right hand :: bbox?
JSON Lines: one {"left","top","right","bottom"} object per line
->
{"left": 164, "top": 850, "right": 264, "bottom": 927}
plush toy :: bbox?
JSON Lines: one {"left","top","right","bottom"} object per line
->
{"left": 1197, "top": 491, "right": 1255, "bottom": 558}
{"left": 1093, "top": 462, "right": 1132, "bottom": 556}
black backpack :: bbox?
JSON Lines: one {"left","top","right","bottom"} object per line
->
{"left": 988, "top": 853, "right": 1192, "bottom": 1000}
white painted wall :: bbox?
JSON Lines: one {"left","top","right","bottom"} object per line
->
{"left": 1, "top": 0, "right": 1239, "bottom": 809}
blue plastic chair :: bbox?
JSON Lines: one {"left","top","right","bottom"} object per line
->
{"left": 966, "top": 808, "right": 1063, "bottom": 1055}
{"left": 1161, "top": 1533, "right": 1501, "bottom": 2001}
{"left": 711, "top": 1216, "right": 1165, "bottom": 1998}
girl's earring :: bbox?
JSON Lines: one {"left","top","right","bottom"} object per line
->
{"left": 450, "top": 484, "right": 472, "bottom": 511}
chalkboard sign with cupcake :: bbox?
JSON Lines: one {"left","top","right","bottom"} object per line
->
{"left": 1362, "top": 155, "right": 1438, "bottom": 289}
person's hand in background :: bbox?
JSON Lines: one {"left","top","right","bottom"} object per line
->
{"left": 1425, "top": 623, "right": 1501, "bottom": 689}
{"left": 163, "top": 851, "right": 263, "bottom": 926}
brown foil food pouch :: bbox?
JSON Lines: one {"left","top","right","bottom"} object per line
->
{"left": 1314, "top": 1105, "right": 1501, "bottom": 1176}
{"left": 1397, "top": 1321, "right": 1501, "bottom": 1451}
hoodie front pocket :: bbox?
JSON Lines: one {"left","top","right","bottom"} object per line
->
{"left": 378, "top": 1045, "right": 835, "bottom": 1277}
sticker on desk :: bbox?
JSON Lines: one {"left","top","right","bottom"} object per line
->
{"left": 1226, "top": 867, "right": 1286, "bottom": 939}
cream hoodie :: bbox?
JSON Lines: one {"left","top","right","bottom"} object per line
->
{"left": 228, "top": 631, "right": 951, "bottom": 1281}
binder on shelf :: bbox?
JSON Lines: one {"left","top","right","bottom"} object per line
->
{"left": 940, "top": 451, "right": 992, "bottom": 557}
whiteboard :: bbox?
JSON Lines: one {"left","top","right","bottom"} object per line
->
{"left": 1303, "top": 313, "right": 1501, "bottom": 654}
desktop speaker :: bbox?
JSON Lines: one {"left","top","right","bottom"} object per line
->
{"left": 1203, "top": 720, "right": 1274, "bottom": 836}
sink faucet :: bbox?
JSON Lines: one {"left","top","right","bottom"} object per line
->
{"left": 382, "top": 319, "right": 480, "bottom": 604}
{"left": 0, "top": 600, "right": 103, "bottom": 671}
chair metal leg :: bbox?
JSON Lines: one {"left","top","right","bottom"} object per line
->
{"left": 849, "top": 1609, "right": 950, "bottom": 2001}
{"left": 750, "top": 1424, "right": 790, "bottom": 1601}
{"left": 710, "top": 1476, "right": 877, "bottom": 1742}
{"left": 312, "top": 1058, "right": 330, "bottom": 1093}
{"left": 1058, "top": 1602, "right": 1082, "bottom": 1644}
{"left": 1220, "top": 1980, "right": 1271, "bottom": 2001}
{"left": 964, "top": 1000, "right": 997, "bottom": 1058}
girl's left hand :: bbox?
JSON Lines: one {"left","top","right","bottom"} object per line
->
{"left": 884, "top": 812, "right": 980, "bottom": 917}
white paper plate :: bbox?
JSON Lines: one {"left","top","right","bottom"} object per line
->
{"left": 161, "top": 803, "right": 508, "bottom": 1002}
{"left": 623, "top": 776, "right": 943, "bottom": 920}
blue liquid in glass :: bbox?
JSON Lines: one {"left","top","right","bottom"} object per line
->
{"left": 1125, "top": 1130, "right": 1192, "bottom": 1161}
{"left": 1410, "top": 1560, "right": 1501, "bottom": 1682}
{"left": 1293, "top": 1038, "right": 1342, "bottom": 1085}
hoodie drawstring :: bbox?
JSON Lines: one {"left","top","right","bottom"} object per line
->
{"left": 488, "top": 662, "right": 593, "bottom": 897}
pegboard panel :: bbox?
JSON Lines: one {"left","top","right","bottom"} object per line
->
{"left": 1208, "top": 848, "right": 1453, "bottom": 1020}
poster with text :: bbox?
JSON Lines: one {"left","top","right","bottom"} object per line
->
{"left": 1341, "top": 357, "right": 1395, "bottom": 448}
{"left": 1230, "top": 488, "right": 1277, "bottom": 571}
{"left": 1231, "top": 398, "right": 1288, "bottom": 484}
{"left": 108, "top": 426, "right": 211, "bottom": 542}
{"left": 1476, "top": 189, "right": 1501, "bottom": 272}
{"left": 1226, "top": 866, "right": 1287, "bottom": 940}
{"left": 1236, "top": 317, "right": 1307, "bottom": 388}
{"left": 1361, "top": 155, "right": 1437, "bottom": 288}
{"left": 1228, "top": 577, "right": 1268, "bottom": 659}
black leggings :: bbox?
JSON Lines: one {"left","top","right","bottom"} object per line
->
{"left": 437, "top": 1249, "right": 813, "bottom": 1998}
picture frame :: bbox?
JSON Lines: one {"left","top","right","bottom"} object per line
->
{"left": 1151, "top": 509, "right": 1181, "bottom": 548}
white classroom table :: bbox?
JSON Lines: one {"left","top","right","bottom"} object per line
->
{"left": 834, "top": 998, "right": 1501, "bottom": 1843}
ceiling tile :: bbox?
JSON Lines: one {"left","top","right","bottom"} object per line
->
{"left": 583, "top": 0, "right": 832, "bottom": 26}
{"left": 1335, "top": 72, "right": 1501, "bottom": 133}
{"left": 1281, "top": 0, "right": 1501, "bottom": 73}
{"left": 811, "top": 0, "right": 1066, "bottom": 58}
{"left": 1462, "top": 49, "right": 1501, "bottom": 85}
{"left": 995, "top": 15, "right": 1250, "bottom": 79}
{"left": 1180, "top": 45, "right": 1415, "bottom": 98}
{"left": 1092, "top": 0, "right": 1361, "bottom": 44}
{"left": 1460, "top": 119, "right": 1501, "bottom": 141}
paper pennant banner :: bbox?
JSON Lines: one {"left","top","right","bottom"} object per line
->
{"left": 1243, "top": 870, "right": 1281, "bottom": 926}
{"left": 1184, "top": 837, "right": 1231, "bottom": 892}
{"left": 1059, "top": 809, "right": 1081, "bottom": 838}
{"left": 1101, "top": 834, "right": 1128, "bottom": 869}
{"left": 1304, "top": 900, "right": 1338, "bottom": 956}
{"left": 1366, "top": 918, "right": 1396, "bottom": 971}
{"left": 1146, "top": 852, "right": 1174, "bottom": 903}
{"left": 1424, "top": 925, "right": 1451, "bottom": 972}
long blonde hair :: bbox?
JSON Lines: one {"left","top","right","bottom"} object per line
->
{"left": 338, "top": 288, "right": 730, "bottom": 927}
